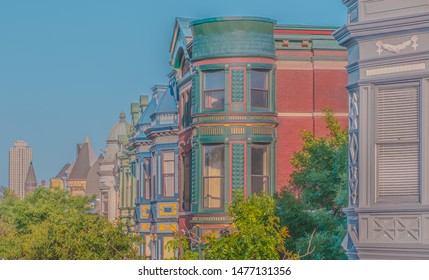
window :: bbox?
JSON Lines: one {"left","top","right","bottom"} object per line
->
{"left": 183, "top": 154, "right": 191, "bottom": 211}
{"left": 181, "top": 57, "right": 190, "bottom": 77}
{"left": 144, "top": 235, "right": 152, "bottom": 259}
{"left": 204, "top": 70, "right": 224, "bottom": 110}
{"left": 143, "top": 158, "right": 151, "bottom": 200}
{"left": 181, "top": 90, "right": 192, "bottom": 128}
{"left": 101, "top": 192, "right": 108, "bottom": 219}
{"left": 203, "top": 145, "right": 224, "bottom": 209}
{"left": 162, "top": 151, "right": 175, "bottom": 197}
{"left": 162, "top": 235, "right": 174, "bottom": 259}
{"left": 251, "top": 70, "right": 269, "bottom": 108}
{"left": 376, "top": 86, "right": 420, "bottom": 202}
{"left": 251, "top": 144, "right": 270, "bottom": 194}
{"left": 187, "top": 90, "right": 192, "bottom": 126}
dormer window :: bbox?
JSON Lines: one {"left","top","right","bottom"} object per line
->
{"left": 203, "top": 70, "right": 225, "bottom": 110}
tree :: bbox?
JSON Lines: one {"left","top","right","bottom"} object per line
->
{"left": 0, "top": 188, "right": 140, "bottom": 260}
{"left": 276, "top": 109, "right": 348, "bottom": 259}
{"left": 168, "top": 192, "right": 303, "bottom": 260}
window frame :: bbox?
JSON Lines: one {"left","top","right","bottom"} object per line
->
{"left": 374, "top": 83, "right": 421, "bottom": 204}
{"left": 143, "top": 158, "right": 151, "bottom": 200}
{"left": 250, "top": 143, "right": 271, "bottom": 195}
{"left": 202, "top": 144, "right": 225, "bottom": 210}
{"left": 203, "top": 70, "right": 225, "bottom": 111}
{"left": 250, "top": 69, "right": 270, "bottom": 109}
{"left": 162, "top": 151, "right": 175, "bottom": 198}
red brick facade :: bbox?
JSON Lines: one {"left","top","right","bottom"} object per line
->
{"left": 275, "top": 46, "right": 348, "bottom": 190}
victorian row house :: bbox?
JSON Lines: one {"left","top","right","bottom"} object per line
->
{"left": 99, "top": 16, "right": 348, "bottom": 259}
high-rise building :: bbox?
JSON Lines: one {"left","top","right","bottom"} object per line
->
{"left": 9, "top": 140, "right": 32, "bottom": 199}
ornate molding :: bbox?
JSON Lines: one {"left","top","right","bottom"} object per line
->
{"left": 349, "top": 91, "right": 359, "bottom": 206}
{"left": 376, "top": 35, "right": 418, "bottom": 55}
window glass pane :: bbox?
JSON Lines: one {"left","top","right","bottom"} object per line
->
{"left": 204, "top": 71, "right": 224, "bottom": 110}
{"left": 251, "top": 144, "right": 270, "bottom": 195}
{"left": 183, "top": 155, "right": 191, "bottom": 211}
{"left": 204, "top": 71, "right": 224, "bottom": 90}
{"left": 101, "top": 192, "right": 108, "bottom": 218}
{"left": 204, "top": 145, "right": 224, "bottom": 176}
{"left": 251, "top": 70, "right": 269, "bottom": 108}
{"left": 143, "top": 158, "right": 151, "bottom": 200}
{"left": 251, "top": 70, "right": 267, "bottom": 89}
{"left": 162, "top": 151, "right": 175, "bottom": 197}
{"left": 163, "top": 176, "right": 174, "bottom": 197}
{"left": 203, "top": 145, "right": 224, "bottom": 208}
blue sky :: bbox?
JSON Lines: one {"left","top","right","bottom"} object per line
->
{"left": 0, "top": 0, "right": 346, "bottom": 187}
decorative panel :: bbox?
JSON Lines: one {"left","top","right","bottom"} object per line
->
{"left": 157, "top": 223, "right": 178, "bottom": 233}
{"left": 141, "top": 223, "right": 151, "bottom": 232}
{"left": 370, "top": 216, "right": 420, "bottom": 243}
{"left": 231, "top": 143, "right": 245, "bottom": 190}
{"left": 231, "top": 127, "right": 245, "bottom": 135}
{"left": 159, "top": 203, "right": 178, "bottom": 217}
{"left": 141, "top": 205, "right": 150, "bottom": 219}
{"left": 349, "top": 90, "right": 359, "bottom": 206}
{"left": 200, "top": 127, "right": 224, "bottom": 135}
{"left": 253, "top": 127, "right": 272, "bottom": 135}
{"left": 231, "top": 69, "right": 245, "bottom": 102}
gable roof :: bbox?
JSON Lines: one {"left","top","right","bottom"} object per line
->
{"left": 69, "top": 139, "right": 96, "bottom": 180}
{"left": 85, "top": 153, "right": 104, "bottom": 197}
{"left": 55, "top": 162, "right": 72, "bottom": 178}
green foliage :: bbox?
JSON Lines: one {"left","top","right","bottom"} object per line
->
{"left": 277, "top": 109, "right": 348, "bottom": 259}
{"left": 166, "top": 192, "right": 297, "bottom": 260}
{"left": 203, "top": 192, "right": 296, "bottom": 260}
{"left": 165, "top": 235, "right": 198, "bottom": 260}
{"left": 0, "top": 188, "right": 140, "bottom": 260}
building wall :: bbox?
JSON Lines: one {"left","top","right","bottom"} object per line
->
{"left": 9, "top": 140, "right": 32, "bottom": 199}
{"left": 274, "top": 28, "right": 348, "bottom": 189}
{"left": 131, "top": 16, "right": 349, "bottom": 259}
{"left": 335, "top": 0, "right": 429, "bottom": 259}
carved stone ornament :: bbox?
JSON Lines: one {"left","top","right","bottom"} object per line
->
{"left": 376, "top": 35, "right": 418, "bottom": 55}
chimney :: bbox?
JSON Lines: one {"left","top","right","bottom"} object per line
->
{"left": 140, "top": 95, "right": 149, "bottom": 112}
{"left": 131, "top": 103, "right": 140, "bottom": 126}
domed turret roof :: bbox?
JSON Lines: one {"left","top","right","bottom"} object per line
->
{"left": 108, "top": 112, "right": 130, "bottom": 141}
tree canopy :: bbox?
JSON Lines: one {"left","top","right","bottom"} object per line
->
{"left": 0, "top": 187, "right": 139, "bottom": 260}
{"left": 276, "top": 110, "right": 348, "bottom": 259}
{"left": 168, "top": 192, "right": 300, "bottom": 260}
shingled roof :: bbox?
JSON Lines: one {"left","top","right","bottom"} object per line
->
{"left": 69, "top": 137, "right": 96, "bottom": 180}
{"left": 24, "top": 162, "right": 37, "bottom": 194}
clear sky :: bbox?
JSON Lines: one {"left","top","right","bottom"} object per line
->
{"left": 0, "top": 0, "right": 347, "bottom": 187}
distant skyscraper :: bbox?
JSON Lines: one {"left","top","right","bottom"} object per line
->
{"left": 9, "top": 140, "right": 32, "bottom": 198}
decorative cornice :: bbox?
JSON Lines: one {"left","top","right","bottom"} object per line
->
{"left": 334, "top": 13, "right": 429, "bottom": 47}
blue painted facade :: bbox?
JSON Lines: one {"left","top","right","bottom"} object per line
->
{"left": 133, "top": 84, "right": 180, "bottom": 260}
